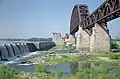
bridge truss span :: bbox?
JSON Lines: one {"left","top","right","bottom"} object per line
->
{"left": 83, "top": 0, "right": 120, "bottom": 29}
{"left": 70, "top": 4, "right": 90, "bottom": 34}
{"left": 70, "top": 0, "right": 120, "bottom": 34}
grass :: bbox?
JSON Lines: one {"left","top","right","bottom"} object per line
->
{"left": 1, "top": 53, "right": 120, "bottom": 79}
{"left": 38, "top": 52, "right": 120, "bottom": 79}
{"left": 108, "top": 52, "right": 120, "bottom": 59}
{"left": 49, "top": 55, "right": 73, "bottom": 65}
{"left": 50, "top": 45, "right": 76, "bottom": 50}
{"left": 2, "top": 45, "right": 120, "bottom": 79}
{"left": 24, "top": 53, "right": 120, "bottom": 79}
{"left": 0, "top": 66, "right": 29, "bottom": 79}
{"left": 59, "top": 60, "right": 120, "bottom": 79}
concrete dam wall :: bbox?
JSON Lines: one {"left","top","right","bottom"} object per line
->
{"left": 0, "top": 42, "right": 55, "bottom": 61}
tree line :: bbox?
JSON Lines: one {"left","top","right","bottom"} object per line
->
{"left": 0, "top": 38, "right": 52, "bottom": 42}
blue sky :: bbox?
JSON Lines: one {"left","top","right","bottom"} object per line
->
{"left": 0, "top": 0, "right": 119, "bottom": 38}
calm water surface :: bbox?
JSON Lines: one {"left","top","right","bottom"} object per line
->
{"left": 0, "top": 40, "right": 44, "bottom": 45}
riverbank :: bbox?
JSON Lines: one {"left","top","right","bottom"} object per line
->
{"left": 1, "top": 46, "right": 120, "bottom": 79}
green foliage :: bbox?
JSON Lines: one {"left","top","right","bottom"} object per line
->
{"left": 36, "top": 64, "right": 46, "bottom": 72}
{"left": 0, "top": 66, "right": 27, "bottom": 79}
{"left": 78, "top": 55, "right": 90, "bottom": 61}
{"left": 110, "top": 40, "right": 119, "bottom": 49}
{"left": 60, "top": 45, "right": 76, "bottom": 50}
{"left": 34, "top": 72, "right": 50, "bottom": 79}
{"left": 60, "top": 60, "right": 120, "bottom": 79}
{"left": 20, "top": 54, "right": 120, "bottom": 79}
{"left": 49, "top": 55, "right": 74, "bottom": 65}
{"left": 109, "top": 52, "right": 120, "bottom": 59}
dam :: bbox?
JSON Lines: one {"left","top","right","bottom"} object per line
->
{"left": 0, "top": 41, "right": 56, "bottom": 64}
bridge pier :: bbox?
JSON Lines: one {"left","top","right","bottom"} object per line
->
{"left": 76, "top": 23, "right": 110, "bottom": 53}
{"left": 65, "top": 34, "right": 76, "bottom": 46}
{"left": 76, "top": 25, "right": 90, "bottom": 51}
{"left": 90, "top": 23, "right": 110, "bottom": 53}
{"left": 70, "top": 2, "right": 120, "bottom": 53}
{"left": 52, "top": 33, "right": 65, "bottom": 45}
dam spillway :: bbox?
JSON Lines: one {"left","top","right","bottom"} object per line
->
{"left": 0, "top": 42, "right": 55, "bottom": 63}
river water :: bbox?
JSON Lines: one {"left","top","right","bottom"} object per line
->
{"left": 0, "top": 40, "right": 46, "bottom": 45}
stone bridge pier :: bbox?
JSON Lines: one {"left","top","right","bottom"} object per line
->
{"left": 77, "top": 23, "right": 110, "bottom": 53}
{"left": 70, "top": 0, "right": 120, "bottom": 53}
{"left": 76, "top": 25, "right": 90, "bottom": 51}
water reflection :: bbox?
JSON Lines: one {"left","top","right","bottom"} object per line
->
{"left": 46, "top": 62, "right": 76, "bottom": 78}
{"left": 12, "top": 63, "right": 36, "bottom": 72}
{"left": 11, "top": 62, "right": 77, "bottom": 78}
{"left": 109, "top": 69, "right": 117, "bottom": 77}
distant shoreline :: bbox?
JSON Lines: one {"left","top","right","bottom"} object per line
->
{"left": 0, "top": 38, "right": 52, "bottom": 42}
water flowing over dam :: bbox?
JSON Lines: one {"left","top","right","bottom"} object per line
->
{"left": 0, "top": 42, "right": 55, "bottom": 63}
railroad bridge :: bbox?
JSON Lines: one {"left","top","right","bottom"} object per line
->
{"left": 70, "top": 0, "right": 120, "bottom": 52}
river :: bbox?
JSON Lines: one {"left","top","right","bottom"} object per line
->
{"left": 0, "top": 40, "right": 47, "bottom": 45}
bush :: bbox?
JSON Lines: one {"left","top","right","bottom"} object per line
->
{"left": 0, "top": 66, "right": 26, "bottom": 79}
{"left": 110, "top": 40, "right": 119, "bottom": 49}
{"left": 109, "top": 52, "right": 120, "bottom": 59}
{"left": 62, "top": 60, "right": 120, "bottom": 79}
{"left": 36, "top": 64, "right": 46, "bottom": 72}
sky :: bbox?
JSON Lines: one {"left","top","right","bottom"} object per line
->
{"left": 0, "top": 0, "right": 119, "bottom": 38}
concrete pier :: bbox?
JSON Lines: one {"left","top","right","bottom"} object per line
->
{"left": 76, "top": 25, "right": 90, "bottom": 51}
{"left": 76, "top": 23, "right": 110, "bottom": 53}
{"left": 90, "top": 23, "right": 110, "bottom": 53}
